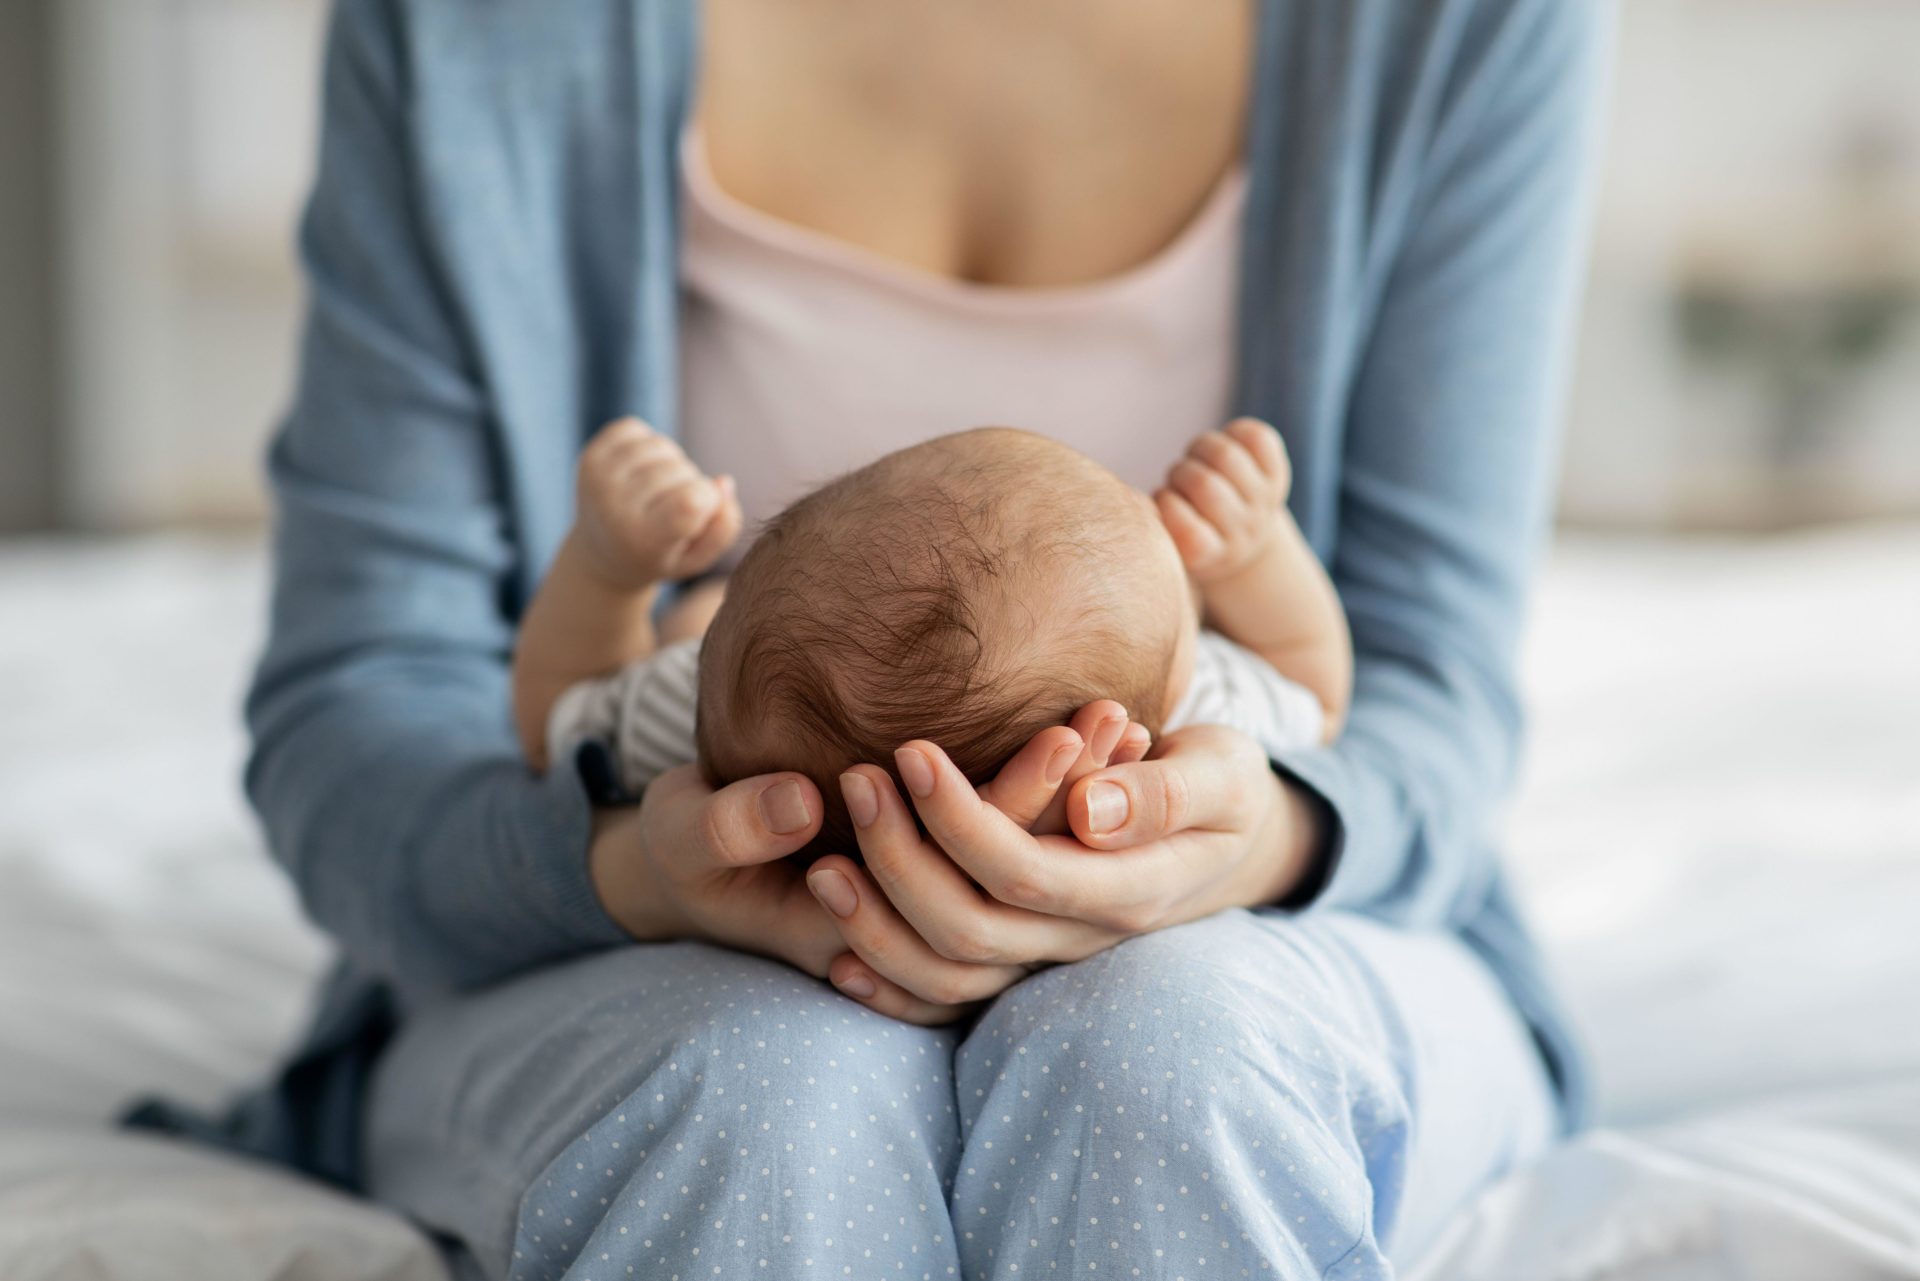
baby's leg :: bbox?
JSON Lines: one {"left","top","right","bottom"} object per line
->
{"left": 513, "top": 422, "right": 741, "bottom": 769}
{"left": 658, "top": 577, "right": 728, "bottom": 646}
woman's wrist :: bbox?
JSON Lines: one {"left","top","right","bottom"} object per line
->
{"left": 1241, "top": 770, "right": 1328, "bottom": 908}
{"left": 588, "top": 803, "right": 681, "bottom": 942}
{"left": 1274, "top": 773, "right": 1332, "bottom": 905}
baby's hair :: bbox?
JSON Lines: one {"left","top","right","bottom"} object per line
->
{"left": 696, "top": 430, "right": 1177, "bottom": 859}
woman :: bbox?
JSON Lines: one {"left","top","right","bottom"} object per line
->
{"left": 238, "top": 0, "right": 1608, "bottom": 1275}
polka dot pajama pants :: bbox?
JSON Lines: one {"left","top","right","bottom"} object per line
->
{"left": 366, "top": 910, "right": 1555, "bottom": 1280}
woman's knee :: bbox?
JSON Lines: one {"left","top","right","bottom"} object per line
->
{"left": 596, "top": 955, "right": 962, "bottom": 1187}
{"left": 517, "top": 948, "right": 964, "bottom": 1275}
{"left": 962, "top": 910, "right": 1384, "bottom": 1103}
{"left": 954, "top": 913, "right": 1409, "bottom": 1274}
{"left": 377, "top": 943, "right": 832, "bottom": 1152}
{"left": 370, "top": 942, "right": 961, "bottom": 1277}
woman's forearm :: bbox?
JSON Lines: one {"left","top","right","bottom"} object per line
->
{"left": 248, "top": 637, "right": 630, "bottom": 995}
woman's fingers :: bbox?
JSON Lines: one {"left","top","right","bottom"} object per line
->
{"left": 893, "top": 741, "right": 1059, "bottom": 905}
{"left": 845, "top": 764, "right": 1002, "bottom": 954}
{"left": 843, "top": 765, "right": 1123, "bottom": 965}
{"left": 718, "top": 865, "right": 848, "bottom": 978}
{"left": 631, "top": 767, "right": 849, "bottom": 978}
{"left": 824, "top": 953, "right": 977, "bottom": 1027}
{"left": 977, "top": 724, "right": 1084, "bottom": 830}
{"left": 1067, "top": 725, "right": 1263, "bottom": 850}
{"left": 656, "top": 766, "right": 823, "bottom": 872}
{"left": 893, "top": 740, "right": 1160, "bottom": 927}
{"left": 1110, "top": 722, "right": 1152, "bottom": 766}
{"left": 804, "top": 855, "right": 1028, "bottom": 1007}
{"left": 1023, "top": 701, "right": 1131, "bottom": 835}
{"left": 970, "top": 702, "right": 1148, "bottom": 839}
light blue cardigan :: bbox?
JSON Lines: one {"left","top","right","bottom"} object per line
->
{"left": 208, "top": 0, "right": 1610, "bottom": 1183}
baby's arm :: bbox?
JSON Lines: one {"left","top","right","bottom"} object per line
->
{"left": 512, "top": 420, "right": 741, "bottom": 771}
{"left": 1155, "top": 419, "right": 1352, "bottom": 741}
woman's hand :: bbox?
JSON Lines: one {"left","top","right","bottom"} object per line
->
{"left": 583, "top": 701, "right": 1153, "bottom": 1012}
{"left": 590, "top": 766, "right": 847, "bottom": 979}
{"left": 806, "top": 719, "right": 1327, "bottom": 1024}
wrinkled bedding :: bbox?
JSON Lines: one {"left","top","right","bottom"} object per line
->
{"left": 1, "top": 527, "right": 1916, "bottom": 1280}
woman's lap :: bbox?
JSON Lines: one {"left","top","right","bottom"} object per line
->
{"left": 364, "top": 940, "right": 964, "bottom": 1278}
{"left": 366, "top": 912, "right": 1553, "bottom": 1279}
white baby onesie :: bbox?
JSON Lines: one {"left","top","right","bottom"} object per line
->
{"left": 547, "top": 629, "right": 1325, "bottom": 794}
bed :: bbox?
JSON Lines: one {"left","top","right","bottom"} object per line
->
{"left": 2, "top": 527, "right": 1916, "bottom": 1280}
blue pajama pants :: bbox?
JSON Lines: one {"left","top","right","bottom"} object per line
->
{"left": 366, "top": 910, "right": 1555, "bottom": 1280}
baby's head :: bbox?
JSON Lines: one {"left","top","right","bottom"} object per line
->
{"left": 696, "top": 428, "right": 1195, "bottom": 856}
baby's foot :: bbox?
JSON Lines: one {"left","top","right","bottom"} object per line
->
{"left": 1154, "top": 418, "right": 1291, "bottom": 585}
{"left": 575, "top": 419, "right": 743, "bottom": 589}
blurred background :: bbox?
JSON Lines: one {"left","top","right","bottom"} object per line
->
{"left": 5, "top": 0, "right": 1920, "bottom": 531}
{"left": 4, "top": 0, "right": 1920, "bottom": 1176}
{"left": 0, "top": 3, "right": 1916, "bottom": 1274}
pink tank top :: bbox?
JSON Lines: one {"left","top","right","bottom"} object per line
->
{"left": 677, "top": 131, "right": 1246, "bottom": 557}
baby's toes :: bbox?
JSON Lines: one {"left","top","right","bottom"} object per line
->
{"left": 1155, "top": 488, "right": 1226, "bottom": 570}
{"left": 1226, "top": 418, "right": 1290, "bottom": 491}
{"left": 585, "top": 417, "right": 657, "bottom": 464}
{"left": 640, "top": 478, "right": 709, "bottom": 540}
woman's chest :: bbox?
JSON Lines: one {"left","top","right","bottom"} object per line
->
{"left": 675, "top": 130, "right": 1248, "bottom": 539}
{"left": 697, "top": 0, "right": 1254, "bottom": 288}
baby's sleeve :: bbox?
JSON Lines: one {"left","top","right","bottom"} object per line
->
{"left": 1166, "top": 631, "right": 1325, "bottom": 757}
{"left": 547, "top": 639, "right": 705, "bottom": 794}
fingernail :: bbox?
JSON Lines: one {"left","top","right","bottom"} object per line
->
{"left": 1085, "top": 781, "right": 1129, "bottom": 835}
{"left": 1044, "top": 742, "right": 1080, "bottom": 787}
{"left": 894, "top": 747, "right": 935, "bottom": 799}
{"left": 841, "top": 772, "right": 879, "bottom": 829}
{"left": 761, "top": 780, "right": 812, "bottom": 835}
{"left": 1090, "top": 717, "right": 1126, "bottom": 762}
{"left": 808, "top": 869, "right": 858, "bottom": 919}
{"left": 835, "top": 970, "right": 877, "bottom": 999}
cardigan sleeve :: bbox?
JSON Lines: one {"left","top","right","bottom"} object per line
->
{"left": 244, "top": 0, "right": 627, "bottom": 999}
{"left": 1275, "top": 0, "right": 1610, "bottom": 923}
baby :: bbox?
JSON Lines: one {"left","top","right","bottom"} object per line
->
{"left": 512, "top": 423, "right": 1350, "bottom": 857}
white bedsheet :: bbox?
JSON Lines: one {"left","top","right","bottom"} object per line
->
{"left": 1, "top": 526, "right": 1917, "bottom": 1279}
{"left": 1411, "top": 1082, "right": 1920, "bottom": 1281}
{"left": 1508, "top": 526, "right": 1920, "bottom": 1129}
